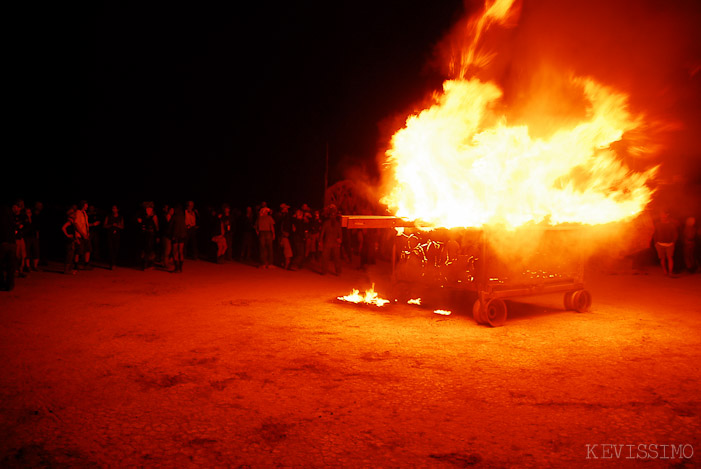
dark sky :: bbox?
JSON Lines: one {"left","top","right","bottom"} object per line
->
{"left": 8, "top": 1, "right": 465, "bottom": 209}
{"left": 9, "top": 0, "right": 699, "bottom": 212}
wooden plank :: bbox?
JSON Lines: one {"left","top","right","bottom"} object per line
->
{"left": 341, "top": 216, "right": 420, "bottom": 229}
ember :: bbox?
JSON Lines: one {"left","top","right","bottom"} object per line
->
{"left": 407, "top": 298, "right": 422, "bottom": 305}
{"left": 433, "top": 310, "right": 452, "bottom": 316}
{"left": 337, "top": 284, "right": 390, "bottom": 307}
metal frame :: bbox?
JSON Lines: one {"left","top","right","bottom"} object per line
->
{"left": 342, "top": 215, "right": 591, "bottom": 326}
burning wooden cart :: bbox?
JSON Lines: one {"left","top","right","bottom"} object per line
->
{"left": 342, "top": 215, "right": 592, "bottom": 327}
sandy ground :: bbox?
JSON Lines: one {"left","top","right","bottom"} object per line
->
{"left": 0, "top": 258, "right": 699, "bottom": 468}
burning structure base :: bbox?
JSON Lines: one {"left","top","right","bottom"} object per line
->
{"left": 342, "top": 216, "right": 592, "bottom": 327}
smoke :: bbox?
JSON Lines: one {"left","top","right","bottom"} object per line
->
{"left": 485, "top": 215, "right": 655, "bottom": 277}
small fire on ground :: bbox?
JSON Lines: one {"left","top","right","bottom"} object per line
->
{"left": 337, "top": 291, "right": 452, "bottom": 316}
{"left": 337, "top": 284, "right": 390, "bottom": 307}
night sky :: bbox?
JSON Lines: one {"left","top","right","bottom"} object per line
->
{"left": 7, "top": 0, "right": 700, "bottom": 212}
{"left": 9, "top": 1, "right": 465, "bottom": 209}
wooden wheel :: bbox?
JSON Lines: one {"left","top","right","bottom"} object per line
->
{"left": 484, "top": 299, "right": 507, "bottom": 327}
{"left": 571, "top": 290, "right": 592, "bottom": 313}
{"left": 563, "top": 291, "right": 576, "bottom": 310}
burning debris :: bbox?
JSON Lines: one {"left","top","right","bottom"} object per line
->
{"left": 433, "top": 310, "right": 452, "bottom": 316}
{"left": 337, "top": 284, "right": 390, "bottom": 307}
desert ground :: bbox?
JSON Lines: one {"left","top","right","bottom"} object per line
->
{"left": 1, "top": 258, "right": 699, "bottom": 468}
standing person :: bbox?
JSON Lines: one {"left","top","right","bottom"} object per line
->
{"left": 275, "top": 203, "right": 292, "bottom": 267}
{"left": 160, "top": 206, "right": 174, "bottom": 270}
{"left": 61, "top": 209, "right": 79, "bottom": 275}
{"left": 137, "top": 202, "right": 159, "bottom": 270}
{"left": 240, "top": 206, "right": 256, "bottom": 263}
{"left": 653, "top": 209, "right": 678, "bottom": 276}
{"left": 11, "top": 202, "right": 27, "bottom": 278}
{"left": 221, "top": 204, "right": 235, "bottom": 261}
{"left": 170, "top": 204, "right": 187, "bottom": 273}
{"left": 320, "top": 205, "right": 342, "bottom": 275}
{"left": 255, "top": 207, "right": 275, "bottom": 268}
{"left": 280, "top": 230, "right": 293, "bottom": 270}
{"left": 74, "top": 201, "right": 91, "bottom": 269}
{"left": 23, "top": 208, "right": 40, "bottom": 272}
{"left": 0, "top": 205, "right": 17, "bottom": 291}
{"left": 103, "top": 205, "right": 124, "bottom": 269}
{"left": 87, "top": 205, "right": 101, "bottom": 263}
{"left": 291, "top": 208, "right": 307, "bottom": 270}
{"left": 682, "top": 217, "right": 698, "bottom": 273}
{"left": 211, "top": 209, "right": 227, "bottom": 263}
{"left": 185, "top": 200, "right": 199, "bottom": 260}
{"left": 306, "top": 210, "right": 321, "bottom": 261}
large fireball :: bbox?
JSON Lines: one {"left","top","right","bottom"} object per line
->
{"left": 381, "top": 0, "right": 657, "bottom": 229}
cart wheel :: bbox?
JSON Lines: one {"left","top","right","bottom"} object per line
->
{"left": 571, "top": 290, "right": 592, "bottom": 313}
{"left": 484, "top": 299, "right": 507, "bottom": 327}
{"left": 472, "top": 300, "right": 485, "bottom": 324}
{"left": 563, "top": 291, "right": 576, "bottom": 310}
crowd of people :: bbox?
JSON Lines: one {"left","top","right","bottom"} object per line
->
{"left": 2, "top": 198, "right": 698, "bottom": 292}
{"left": 0, "top": 198, "right": 381, "bottom": 291}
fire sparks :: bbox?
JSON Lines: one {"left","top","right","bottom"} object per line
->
{"left": 337, "top": 284, "right": 390, "bottom": 307}
{"left": 433, "top": 309, "right": 452, "bottom": 316}
{"left": 407, "top": 298, "right": 422, "bottom": 305}
{"left": 381, "top": 0, "right": 656, "bottom": 230}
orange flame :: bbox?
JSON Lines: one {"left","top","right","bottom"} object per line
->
{"left": 381, "top": 0, "right": 656, "bottom": 230}
{"left": 337, "top": 284, "right": 390, "bottom": 307}
{"left": 433, "top": 309, "right": 452, "bottom": 316}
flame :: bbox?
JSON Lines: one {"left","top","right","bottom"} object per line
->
{"left": 381, "top": 0, "right": 656, "bottom": 230}
{"left": 337, "top": 284, "right": 390, "bottom": 307}
{"left": 407, "top": 298, "right": 422, "bottom": 305}
{"left": 433, "top": 309, "right": 452, "bottom": 316}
